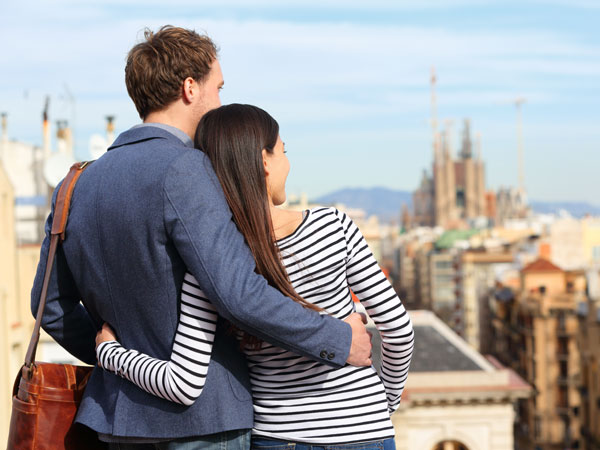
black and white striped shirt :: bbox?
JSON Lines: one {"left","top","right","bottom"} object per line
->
{"left": 97, "top": 207, "right": 414, "bottom": 444}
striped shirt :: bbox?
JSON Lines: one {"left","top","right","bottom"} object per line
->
{"left": 97, "top": 207, "right": 414, "bottom": 444}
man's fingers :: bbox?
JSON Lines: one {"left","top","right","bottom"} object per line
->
{"left": 346, "top": 312, "right": 368, "bottom": 325}
{"left": 344, "top": 312, "right": 373, "bottom": 367}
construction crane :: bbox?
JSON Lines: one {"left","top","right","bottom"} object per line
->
{"left": 514, "top": 97, "right": 526, "bottom": 193}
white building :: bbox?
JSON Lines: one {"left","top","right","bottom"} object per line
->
{"left": 389, "top": 311, "right": 531, "bottom": 450}
{"left": 0, "top": 115, "right": 49, "bottom": 244}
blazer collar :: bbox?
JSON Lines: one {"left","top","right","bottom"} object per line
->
{"left": 108, "top": 125, "right": 191, "bottom": 151}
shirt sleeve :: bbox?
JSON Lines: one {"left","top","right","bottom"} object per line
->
{"left": 336, "top": 209, "right": 414, "bottom": 414}
{"left": 96, "top": 273, "right": 216, "bottom": 406}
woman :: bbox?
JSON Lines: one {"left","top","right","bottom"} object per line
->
{"left": 96, "top": 104, "right": 414, "bottom": 449}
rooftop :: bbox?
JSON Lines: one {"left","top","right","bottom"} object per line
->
{"left": 522, "top": 258, "right": 563, "bottom": 273}
{"left": 435, "top": 229, "right": 480, "bottom": 250}
{"left": 411, "top": 325, "right": 482, "bottom": 372}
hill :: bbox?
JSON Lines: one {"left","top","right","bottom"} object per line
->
{"left": 315, "top": 187, "right": 600, "bottom": 222}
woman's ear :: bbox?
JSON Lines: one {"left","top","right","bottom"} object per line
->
{"left": 262, "top": 149, "right": 270, "bottom": 176}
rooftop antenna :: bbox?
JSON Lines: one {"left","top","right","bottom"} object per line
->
{"left": 514, "top": 97, "right": 526, "bottom": 192}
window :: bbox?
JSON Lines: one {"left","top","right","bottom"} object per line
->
{"left": 534, "top": 416, "right": 541, "bottom": 439}
{"left": 435, "top": 260, "right": 453, "bottom": 270}
{"left": 559, "top": 360, "right": 568, "bottom": 378}
{"left": 558, "top": 386, "right": 569, "bottom": 408}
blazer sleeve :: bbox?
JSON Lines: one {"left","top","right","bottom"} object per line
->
{"left": 163, "top": 150, "right": 351, "bottom": 368}
{"left": 30, "top": 184, "right": 97, "bottom": 365}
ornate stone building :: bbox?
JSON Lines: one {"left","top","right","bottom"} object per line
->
{"left": 413, "top": 120, "right": 487, "bottom": 229}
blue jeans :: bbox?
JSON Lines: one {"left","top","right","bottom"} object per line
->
{"left": 108, "top": 429, "right": 251, "bottom": 450}
{"left": 250, "top": 437, "right": 396, "bottom": 450}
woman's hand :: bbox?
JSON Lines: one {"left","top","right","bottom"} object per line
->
{"left": 96, "top": 322, "right": 117, "bottom": 348}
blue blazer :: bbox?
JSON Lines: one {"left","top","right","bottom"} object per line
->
{"left": 31, "top": 125, "right": 351, "bottom": 439}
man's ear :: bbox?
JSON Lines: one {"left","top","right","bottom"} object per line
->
{"left": 262, "top": 149, "right": 270, "bottom": 176}
{"left": 181, "top": 77, "right": 196, "bottom": 104}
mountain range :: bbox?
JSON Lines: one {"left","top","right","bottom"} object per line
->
{"left": 314, "top": 187, "right": 600, "bottom": 222}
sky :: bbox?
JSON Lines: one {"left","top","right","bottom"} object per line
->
{"left": 1, "top": 0, "right": 599, "bottom": 204}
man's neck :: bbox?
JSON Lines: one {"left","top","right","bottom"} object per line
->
{"left": 144, "top": 110, "right": 195, "bottom": 141}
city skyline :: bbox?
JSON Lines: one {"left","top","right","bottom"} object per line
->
{"left": 1, "top": 0, "right": 599, "bottom": 204}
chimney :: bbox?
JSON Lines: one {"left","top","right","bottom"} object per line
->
{"left": 1, "top": 112, "right": 7, "bottom": 142}
{"left": 0, "top": 112, "right": 7, "bottom": 162}
{"left": 56, "top": 120, "right": 67, "bottom": 154}
{"left": 539, "top": 242, "right": 551, "bottom": 260}
{"left": 42, "top": 97, "right": 51, "bottom": 158}
{"left": 105, "top": 115, "right": 115, "bottom": 146}
{"left": 64, "top": 123, "right": 74, "bottom": 156}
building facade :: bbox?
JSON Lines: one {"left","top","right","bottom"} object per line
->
{"left": 391, "top": 311, "right": 531, "bottom": 450}
{"left": 0, "top": 114, "right": 50, "bottom": 244}
{"left": 413, "top": 120, "right": 487, "bottom": 228}
{"left": 577, "top": 270, "right": 600, "bottom": 449}
{"left": 489, "top": 258, "right": 585, "bottom": 449}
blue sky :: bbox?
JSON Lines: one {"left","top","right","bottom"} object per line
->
{"left": 1, "top": 0, "right": 599, "bottom": 204}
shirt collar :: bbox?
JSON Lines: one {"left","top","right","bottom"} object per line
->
{"left": 132, "top": 123, "right": 194, "bottom": 148}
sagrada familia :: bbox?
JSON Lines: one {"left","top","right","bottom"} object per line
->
{"left": 412, "top": 69, "right": 487, "bottom": 228}
{"left": 413, "top": 118, "right": 487, "bottom": 228}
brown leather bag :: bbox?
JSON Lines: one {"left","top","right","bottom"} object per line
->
{"left": 7, "top": 161, "right": 106, "bottom": 450}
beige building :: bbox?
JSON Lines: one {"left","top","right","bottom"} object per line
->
{"left": 548, "top": 216, "right": 600, "bottom": 270}
{"left": 460, "top": 251, "right": 513, "bottom": 352}
{"left": 496, "top": 187, "right": 529, "bottom": 224}
{"left": 0, "top": 158, "right": 76, "bottom": 444}
{"left": 0, "top": 114, "right": 50, "bottom": 244}
{"left": 577, "top": 271, "right": 600, "bottom": 449}
{"left": 413, "top": 120, "right": 487, "bottom": 228}
{"left": 0, "top": 157, "right": 20, "bottom": 444}
{"left": 490, "top": 258, "right": 585, "bottom": 449}
{"left": 0, "top": 162, "right": 43, "bottom": 444}
{"left": 391, "top": 310, "right": 531, "bottom": 450}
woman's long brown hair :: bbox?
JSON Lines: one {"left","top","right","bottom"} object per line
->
{"left": 195, "top": 104, "right": 320, "bottom": 347}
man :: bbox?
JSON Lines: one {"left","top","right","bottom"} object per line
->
{"left": 32, "top": 26, "right": 372, "bottom": 449}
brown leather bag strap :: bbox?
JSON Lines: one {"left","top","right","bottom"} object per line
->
{"left": 24, "top": 161, "right": 93, "bottom": 369}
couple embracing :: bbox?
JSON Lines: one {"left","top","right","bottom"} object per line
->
{"left": 32, "top": 25, "right": 414, "bottom": 450}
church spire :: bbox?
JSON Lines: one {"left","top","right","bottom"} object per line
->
{"left": 460, "top": 118, "right": 472, "bottom": 159}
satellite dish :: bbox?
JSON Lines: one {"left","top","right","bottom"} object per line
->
{"left": 89, "top": 134, "right": 108, "bottom": 160}
{"left": 43, "top": 153, "right": 76, "bottom": 188}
